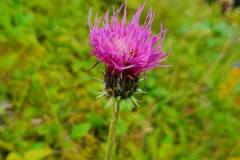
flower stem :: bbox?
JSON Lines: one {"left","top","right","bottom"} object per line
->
{"left": 104, "top": 100, "right": 120, "bottom": 160}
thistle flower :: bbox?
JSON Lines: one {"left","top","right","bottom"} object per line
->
{"left": 89, "top": 3, "right": 167, "bottom": 101}
{"left": 89, "top": 3, "right": 168, "bottom": 160}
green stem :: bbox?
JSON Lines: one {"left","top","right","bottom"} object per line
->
{"left": 104, "top": 100, "right": 120, "bottom": 160}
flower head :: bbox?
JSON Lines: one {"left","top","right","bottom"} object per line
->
{"left": 89, "top": 3, "right": 167, "bottom": 100}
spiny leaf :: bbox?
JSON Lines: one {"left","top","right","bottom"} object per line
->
{"left": 130, "top": 96, "right": 140, "bottom": 108}
{"left": 104, "top": 97, "right": 115, "bottom": 109}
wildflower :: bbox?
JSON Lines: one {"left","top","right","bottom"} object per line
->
{"left": 89, "top": 3, "right": 168, "bottom": 160}
{"left": 89, "top": 3, "right": 167, "bottom": 101}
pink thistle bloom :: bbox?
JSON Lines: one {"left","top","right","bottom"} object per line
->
{"left": 89, "top": 3, "right": 167, "bottom": 75}
{"left": 89, "top": 3, "right": 168, "bottom": 99}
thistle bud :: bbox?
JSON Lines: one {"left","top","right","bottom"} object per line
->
{"left": 104, "top": 66, "right": 138, "bottom": 99}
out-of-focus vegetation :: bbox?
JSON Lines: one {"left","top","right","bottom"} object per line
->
{"left": 0, "top": 0, "right": 240, "bottom": 159}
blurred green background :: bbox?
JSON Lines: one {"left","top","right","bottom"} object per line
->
{"left": 0, "top": 0, "right": 240, "bottom": 159}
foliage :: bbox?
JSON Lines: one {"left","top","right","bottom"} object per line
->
{"left": 0, "top": 0, "right": 240, "bottom": 159}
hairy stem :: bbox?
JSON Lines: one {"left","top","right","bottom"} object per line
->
{"left": 104, "top": 100, "right": 120, "bottom": 160}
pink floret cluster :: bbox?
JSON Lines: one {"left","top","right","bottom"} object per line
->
{"left": 89, "top": 4, "right": 167, "bottom": 75}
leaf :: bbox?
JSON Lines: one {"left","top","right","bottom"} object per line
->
{"left": 87, "top": 113, "right": 104, "bottom": 127}
{"left": 23, "top": 148, "right": 53, "bottom": 160}
{"left": 71, "top": 122, "right": 91, "bottom": 139}
{"left": 6, "top": 152, "right": 22, "bottom": 160}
